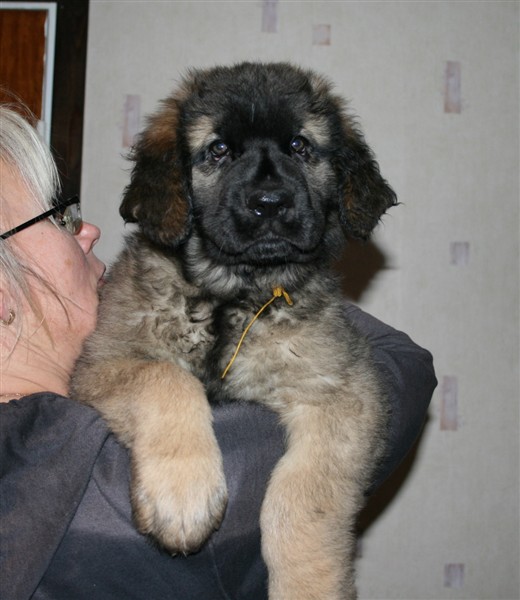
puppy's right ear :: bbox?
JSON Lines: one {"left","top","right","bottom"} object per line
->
{"left": 120, "top": 97, "right": 191, "bottom": 247}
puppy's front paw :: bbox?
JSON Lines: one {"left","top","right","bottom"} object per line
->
{"left": 130, "top": 439, "right": 227, "bottom": 554}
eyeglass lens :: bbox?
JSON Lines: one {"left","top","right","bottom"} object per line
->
{"left": 59, "top": 203, "right": 82, "bottom": 235}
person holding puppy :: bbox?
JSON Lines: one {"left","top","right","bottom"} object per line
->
{"left": 0, "top": 106, "right": 436, "bottom": 599}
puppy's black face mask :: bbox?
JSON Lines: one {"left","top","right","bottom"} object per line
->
{"left": 189, "top": 103, "right": 337, "bottom": 268}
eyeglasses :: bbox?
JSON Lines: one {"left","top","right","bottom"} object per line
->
{"left": 0, "top": 196, "right": 82, "bottom": 240}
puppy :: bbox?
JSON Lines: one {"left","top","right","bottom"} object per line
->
{"left": 72, "top": 62, "right": 397, "bottom": 599}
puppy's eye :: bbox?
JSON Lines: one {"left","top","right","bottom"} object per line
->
{"left": 209, "top": 140, "right": 229, "bottom": 160}
{"left": 290, "top": 136, "right": 309, "bottom": 156}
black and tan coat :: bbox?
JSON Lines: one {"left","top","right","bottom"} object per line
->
{"left": 72, "top": 62, "right": 397, "bottom": 600}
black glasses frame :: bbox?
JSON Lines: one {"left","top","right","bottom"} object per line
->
{"left": 0, "top": 196, "right": 81, "bottom": 240}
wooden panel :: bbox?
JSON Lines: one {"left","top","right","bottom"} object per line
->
{"left": 1, "top": 0, "right": 89, "bottom": 200}
{"left": 0, "top": 9, "right": 47, "bottom": 119}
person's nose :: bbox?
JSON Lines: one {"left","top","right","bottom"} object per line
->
{"left": 75, "top": 221, "right": 101, "bottom": 255}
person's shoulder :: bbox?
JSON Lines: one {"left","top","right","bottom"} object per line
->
{"left": 0, "top": 393, "right": 126, "bottom": 600}
{"left": 1, "top": 391, "right": 100, "bottom": 416}
{"left": 0, "top": 391, "right": 105, "bottom": 423}
{"left": 0, "top": 392, "right": 112, "bottom": 463}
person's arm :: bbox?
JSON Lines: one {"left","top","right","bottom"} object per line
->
{"left": 343, "top": 303, "right": 437, "bottom": 491}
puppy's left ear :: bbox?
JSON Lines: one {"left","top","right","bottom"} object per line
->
{"left": 120, "top": 97, "right": 191, "bottom": 247}
{"left": 335, "top": 119, "right": 397, "bottom": 240}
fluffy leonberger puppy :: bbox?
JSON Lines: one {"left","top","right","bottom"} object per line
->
{"left": 71, "top": 62, "right": 397, "bottom": 599}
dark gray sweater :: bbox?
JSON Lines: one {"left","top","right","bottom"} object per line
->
{"left": 0, "top": 305, "right": 436, "bottom": 600}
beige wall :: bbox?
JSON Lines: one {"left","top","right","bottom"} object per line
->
{"left": 82, "top": 1, "right": 519, "bottom": 598}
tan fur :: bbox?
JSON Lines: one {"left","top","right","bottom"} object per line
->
{"left": 71, "top": 62, "right": 396, "bottom": 599}
{"left": 71, "top": 243, "right": 227, "bottom": 553}
{"left": 186, "top": 115, "right": 216, "bottom": 153}
{"left": 301, "top": 115, "right": 331, "bottom": 148}
{"left": 214, "top": 293, "right": 384, "bottom": 599}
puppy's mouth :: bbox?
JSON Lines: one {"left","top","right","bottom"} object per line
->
{"left": 204, "top": 234, "right": 320, "bottom": 266}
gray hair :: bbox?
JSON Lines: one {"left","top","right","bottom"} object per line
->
{"left": 0, "top": 105, "right": 62, "bottom": 344}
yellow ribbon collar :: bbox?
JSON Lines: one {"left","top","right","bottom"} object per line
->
{"left": 221, "top": 286, "right": 293, "bottom": 379}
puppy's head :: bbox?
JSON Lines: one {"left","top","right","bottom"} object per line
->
{"left": 120, "top": 63, "right": 397, "bottom": 251}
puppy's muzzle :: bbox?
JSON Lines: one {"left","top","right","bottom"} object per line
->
{"left": 247, "top": 190, "right": 294, "bottom": 219}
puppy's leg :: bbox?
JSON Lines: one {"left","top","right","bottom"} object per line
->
{"left": 261, "top": 401, "right": 373, "bottom": 600}
{"left": 72, "top": 360, "right": 227, "bottom": 554}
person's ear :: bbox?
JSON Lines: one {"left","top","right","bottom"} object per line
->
{"left": 0, "top": 290, "right": 16, "bottom": 327}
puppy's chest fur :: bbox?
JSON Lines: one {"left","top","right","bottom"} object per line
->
{"left": 105, "top": 241, "right": 362, "bottom": 410}
{"left": 166, "top": 292, "right": 356, "bottom": 411}
{"left": 131, "top": 275, "right": 308, "bottom": 402}
{"left": 208, "top": 292, "right": 370, "bottom": 412}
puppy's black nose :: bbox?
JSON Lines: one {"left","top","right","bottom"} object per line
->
{"left": 247, "top": 191, "right": 293, "bottom": 218}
